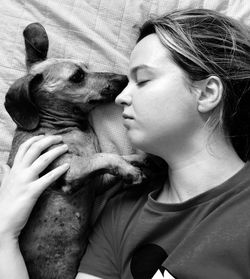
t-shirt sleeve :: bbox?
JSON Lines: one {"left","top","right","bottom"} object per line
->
{"left": 78, "top": 199, "right": 120, "bottom": 278}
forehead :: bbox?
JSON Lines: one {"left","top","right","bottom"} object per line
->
{"left": 30, "top": 59, "right": 87, "bottom": 76}
{"left": 129, "top": 34, "right": 172, "bottom": 71}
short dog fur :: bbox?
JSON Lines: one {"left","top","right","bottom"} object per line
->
{"left": 4, "top": 23, "right": 157, "bottom": 279}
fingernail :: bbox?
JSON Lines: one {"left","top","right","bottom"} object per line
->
{"left": 61, "top": 144, "right": 68, "bottom": 150}
{"left": 62, "top": 163, "right": 70, "bottom": 169}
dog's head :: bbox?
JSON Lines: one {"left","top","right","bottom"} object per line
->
{"left": 5, "top": 23, "right": 128, "bottom": 131}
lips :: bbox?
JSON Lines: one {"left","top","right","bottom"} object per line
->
{"left": 122, "top": 113, "right": 134, "bottom": 120}
{"left": 122, "top": 113, "right": 134, "bottom": 129}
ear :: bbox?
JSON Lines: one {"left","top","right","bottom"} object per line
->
{"left": 23, "top": 23, "right": 49, "bottom": 70}
{"left": 195, "top": 76, "right": 223, "bottom": 113}
{"left": 4, "top": 74, "right": 43, "bottom": 131}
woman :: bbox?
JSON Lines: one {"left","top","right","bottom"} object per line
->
{"left": 1, "top": 8, "right": 250, "bottom": 279}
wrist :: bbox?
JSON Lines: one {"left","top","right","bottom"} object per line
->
{"left": 0, "top": 216, "right": 21, "bottom": 244}
{"left": 0, "top": 230, "right": 19, "bottom": 248}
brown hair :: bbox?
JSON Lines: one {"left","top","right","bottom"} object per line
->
{"left": 138, "top": 8, "right": 250, "bottom": 161}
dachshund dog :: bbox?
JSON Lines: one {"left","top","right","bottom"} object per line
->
{"left": 4, "top": 23, "right": 159, "bottom": 279}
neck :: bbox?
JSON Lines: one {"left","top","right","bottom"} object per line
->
{"left": 39, "top": 108, "right": 87, "bottom": 129}
{"left": 158, "top": 131, "right": 245, "bottom": 204}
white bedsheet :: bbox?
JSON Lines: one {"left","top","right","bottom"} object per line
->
{"left": 1, "top": 0, "right": 250, "bottom": 179}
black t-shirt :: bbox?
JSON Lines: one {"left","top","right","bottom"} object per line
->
{"left": 79, "top": 161, "right": 250, "bottom": 278}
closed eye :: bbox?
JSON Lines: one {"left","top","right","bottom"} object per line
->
{"left": 69, "top": 68, "right": 85, "bottom": 83}
{"left": 137, "top": 80, "right": 149, "bottom": 86}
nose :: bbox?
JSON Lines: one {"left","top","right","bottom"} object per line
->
{"left": 115, "top": 82, "right": 132, "bottom": 107}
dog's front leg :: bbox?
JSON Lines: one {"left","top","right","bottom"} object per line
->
{"left": 63, "top": 153, "right": 146, "bottom": 192}
{"left": 68, "top": 153, "right": 145, "bottom": 182}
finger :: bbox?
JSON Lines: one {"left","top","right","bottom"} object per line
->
{"left": 31, "top": 163, "right": 70, "bottom": 195}
{"left": 1, "top": 164, "right": 10, "bottom": 176}
{"left": 0, "top": 164, "right": 10, "bottom": 186}
{"left": 22, "top": 135, "right": 64, "bottom": 166}
{"left": 30, "top": 144, "right": 68, "bottom": 174}
{"left": 13, "top": 135, "right": 45, "bottom": 164}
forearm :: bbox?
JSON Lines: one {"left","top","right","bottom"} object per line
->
{"left": 0, "top": 136, "right": 69, "bottom": 279}
{"left": 0, "top": 237, "right": 29, "bottom": 279}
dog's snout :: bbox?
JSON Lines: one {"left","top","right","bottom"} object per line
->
{"left": 101, "top": 84, "right": 111, "bottom": 95}
{"left": 110, "top": 75, "right": 128, "bottom": 91}
{"left": 101, "top": 75, "right": 128, "bottom": 97}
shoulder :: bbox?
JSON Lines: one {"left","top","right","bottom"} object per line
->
{"left": 105, "top": 186, "right": 150, "bottom": 217}
{"left": 96, "top": 185, "right": 155, "bottom": 234}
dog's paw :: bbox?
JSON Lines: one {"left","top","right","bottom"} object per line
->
{"left": 122, "top": 165, "right": 146, "bottom": 186}
{"left": 108, "top": 155, "right": 146, "bottom": 186}
{"left": 122, "top": 153, "right": 168, "bottom": 185}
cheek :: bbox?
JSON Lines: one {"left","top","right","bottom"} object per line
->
{"left": 133, "top": 86, "right": 190, "bottom": 127}
{"left": 130, "top": 88, "right": 199, "bottom": 149}
{"left": 126, "top": 96, "right": 164, "bottom": 150}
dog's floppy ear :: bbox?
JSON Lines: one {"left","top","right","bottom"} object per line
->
{"left": 23, "top": 22, "right": 49, "bottom": 70}
{"left": 4, "top": 74, "right": 43, "bottom": 131}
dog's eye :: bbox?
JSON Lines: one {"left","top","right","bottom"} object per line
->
{"left": 69, "top": 68, "right": 85, "bottom": 83}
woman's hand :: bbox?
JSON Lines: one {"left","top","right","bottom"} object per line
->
{"left": 0, "top": 135, "right": 69, "bottom": 241}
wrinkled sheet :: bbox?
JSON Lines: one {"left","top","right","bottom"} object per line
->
{"left": 1, "top": 0, "right": 250, "bottom": 179}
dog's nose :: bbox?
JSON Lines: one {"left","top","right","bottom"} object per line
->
{"left": 101, "top": 75, "right": 128, "bottom": 96}
{"left": 110, "top": 75, "right": 128, "bottom": 91}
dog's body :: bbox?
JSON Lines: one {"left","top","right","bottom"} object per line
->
{"left": 5, "top": 23, "right": 153, "bottom": 279}
{"left": 9, "top": 127, "right": 128, "bottom": 279}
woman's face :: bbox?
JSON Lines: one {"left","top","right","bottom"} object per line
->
{"left": 115, "top": 34, "right": 203, "bottom": 156}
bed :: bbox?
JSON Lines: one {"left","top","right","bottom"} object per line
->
{"left": 1, "top": 0, "right": 250, "bottom": 180}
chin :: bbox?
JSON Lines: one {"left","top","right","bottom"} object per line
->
{"left": 128, "top": 133, "right": 157, "bottom": 155}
